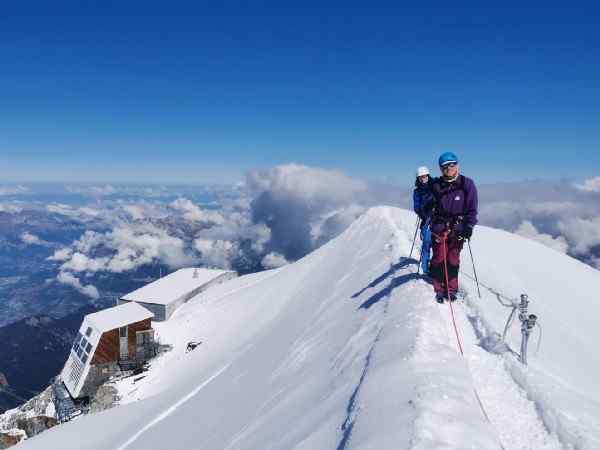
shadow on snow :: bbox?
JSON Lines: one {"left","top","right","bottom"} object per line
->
{"left": 351, "top": 257, "right": 418, "bottom": 300}
{"left": 350, "top": 257, "right": 429, "bottom": 310}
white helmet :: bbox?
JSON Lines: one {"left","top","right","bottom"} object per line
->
{"left": 416, "top": 166, "right": 430, "bottom": 177}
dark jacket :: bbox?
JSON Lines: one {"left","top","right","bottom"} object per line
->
{"left": 430, "top": 174, "right": 478, "bottom": 235}
{"left": 413, "top": 178, "right": 435, "bottom": 222}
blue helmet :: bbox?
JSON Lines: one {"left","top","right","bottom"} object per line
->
{"left": 438, "top": 151, "right": 459, "bottom": 167}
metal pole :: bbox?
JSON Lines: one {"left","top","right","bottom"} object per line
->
{"left": 467, "top": 240, "right": 482, "bottom": 299}
{"left": 521, "top": 322, "right": 529, "bottom": 365}
{"left": 409, "top": 217, "right": 420, "bottom": 260}
{"left": 519, "top": 294, "right": 529, "bottom": 364}
{"left": 517, "top": 294, "right": 538, "bottom": 365}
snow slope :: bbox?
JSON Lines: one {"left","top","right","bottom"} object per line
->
{"left": 18, "top": 207, "right": 600, "bottom": 450}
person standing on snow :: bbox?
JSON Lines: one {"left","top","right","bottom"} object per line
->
{"left": 412, "top": 166, "right": 434, "bottom": 274}
{"left": 429, "top": 152, "right": 478, "bottom": 302}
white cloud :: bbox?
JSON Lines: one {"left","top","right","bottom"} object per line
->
{"left": 60, "top": 223, "right": 196, "bottom": 274}
{"left": 123, "top": 204, "right": 149, "bottom": 221}
{"left": 20, "top": 232, "right": 49, "bottom": 246}
{"left": 247, "top": 164, "right": 367, "bottom": 208}
{"left": 170, "top": 198, "right": 225, "bottom": 224}
{"left": 74, "top": 231, "right": 104, "bottom": 254}
{"left": 477, "top": 181, "right": 600, "bottom": 270}
{"left": 61, "top": 252, "right": 110, "bottom": 272}
{"left": 57, "top": 271, "right": 99, "bottom": 299}
{"left": 514, "top": 221, "right": 568, "bottom": 253}
{"left": 47, "top": 248, "right": 74, "bottom": 261}
{"left": 108, "top": 224, "right": 194, "bottom": 271}
{"left": 557, "top": 217, "right": 600, "bottom": 255}
{"left": 46, "top": 203, "right": 75, "bottom": 216}
{"left": 193, "top": 238, "right": 238, "bottom": 269}
{"left": 0, "top": 202, "right": 23, "bottom": 213}
{"left": 261, "top": 252, "right": 289, "bottom": 269}
{"left": 78, "top": 207, "right": 101, "bottom": 217}
{"left": 575, "top": 176, "right": 600, "bottom": 193}
{"left": 66, "top": 184, "right": 116, "bottom": 196}
{"left": 247, "top": 164, "right": 369, "bottom": 259}
{"left": 45, "top": 203, "right": 103, "bottom": 221}
{"left": 0, "top": 185, "right": 28, "bottom": 196}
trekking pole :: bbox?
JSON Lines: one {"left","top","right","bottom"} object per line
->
{"left": 467, "top": 240, "right": 482, "bottom": 299}
{"left": 409, "top": 217, "right": 420, "bottom": 260}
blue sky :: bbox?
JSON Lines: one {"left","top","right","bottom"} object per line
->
{"left": 1, "top": 2, "right": 599, "bottom": 184}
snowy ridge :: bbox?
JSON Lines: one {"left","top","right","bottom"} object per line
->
{"left": 18, "top": 207, "right": 600, "bottom": 450}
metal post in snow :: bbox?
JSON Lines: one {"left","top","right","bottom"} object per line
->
{"left": 518, "top": 294, "right": 538, "bottom": 365}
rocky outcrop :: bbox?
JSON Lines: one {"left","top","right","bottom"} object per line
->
{"left": 0, "top": 379, "right": 121, "bottom": 448}
{"left": 90, "top": 384, "right": 119, "bottom": 413}
{"left": 0, "top": 430, "right": 25, "bottom": 449}
{"left": 0, "top": 386, "right": 56, "bottom": 448}
{"left": 15, "top": 416, "right": 58, "bottom": 439}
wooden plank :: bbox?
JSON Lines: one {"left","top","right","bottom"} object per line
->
{"left": 91, "top": 329, "right": 119, "bottom": 364}
{"left": 127, "top": 319, "right": 152, "bottom": 359}
{"left": 90, "top": 319, "right": 152, "bottom": 365}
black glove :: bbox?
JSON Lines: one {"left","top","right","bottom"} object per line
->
{"left": 460, "top": 226, "right": 473, "bottom": 240}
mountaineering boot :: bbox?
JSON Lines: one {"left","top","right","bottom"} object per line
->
{"left": 435, "top": 293, "right": 445, "bottom": 304}
{"left": 449, "top": 293, "right": 457, "bottom": 302}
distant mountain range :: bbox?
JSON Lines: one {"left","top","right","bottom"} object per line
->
{"left": 0, "top": 304, "right": 99, "bottom": 413}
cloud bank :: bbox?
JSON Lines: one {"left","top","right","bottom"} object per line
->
{"left": 57, "top": 271, "right": 100, "bottom": 299}
{"left": 247, "top": 164, "right": 369, "bottom": 260}
{"left": 575, "top": 176, "right": 600, "bottom": 193}
{"left": 477, "top": 178, "right": 600, "bottom": 268}
{"left": 36, "top": 169, "right": 600, "bottom": 300}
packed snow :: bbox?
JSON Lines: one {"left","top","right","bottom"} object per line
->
{"left": 16, "top": 207, "right": 600, "bottom": 449}
{"left": 121, "top": 267, "right": 233, "bottom": 305}
{"left": 85, "top": 302, "right": 154, "bottom": 332}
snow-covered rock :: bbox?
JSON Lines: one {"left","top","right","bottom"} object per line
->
{"left": 13, "top": 207, "right": 600, "bottom": 449}
{"left": 0, "top": 387, "right": 56, "bottom": 447}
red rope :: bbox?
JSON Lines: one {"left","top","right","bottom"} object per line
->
{"left": 434, "top": 232, "right": 504, "bottom": 449}
{"left": 441, "top": 233, "right": 464, "bottom": 356}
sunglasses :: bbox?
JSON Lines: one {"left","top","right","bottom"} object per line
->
{"left": 441, "top": 163, "right": 457, "bottom": 170}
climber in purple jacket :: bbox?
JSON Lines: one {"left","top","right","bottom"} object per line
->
{"left": 429, "top": 152, "right": 478, "bottom": 303}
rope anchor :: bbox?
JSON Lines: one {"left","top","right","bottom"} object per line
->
{"left": 517, "top": 294, "right": 538, "bottom": 365}
{"left": 502, "top": 294, "right": 539, "bottom": 365}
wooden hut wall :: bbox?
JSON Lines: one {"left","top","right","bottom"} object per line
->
{"left": 91, "top": 329, "right": 119, "bottom": 364}
{"left": 90, "top": 318, "right": 152, "bottom": 365}
{"left": 127, "top": 318, "right": 152, "bottom": 358}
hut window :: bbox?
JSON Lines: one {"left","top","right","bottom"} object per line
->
{"left": 137, "top": 331, "right": 152, "bottom": 345}
{"left": 85, "top": 327, "right": 92, "bottom": 337}
{"left": 80, "top": 338, "right": 88, "bottom": 350}
{"left": 86, "top": 342, "right": 92, "bottom": 353}
{"left": 120, "top": 327, "right": 128, "bottom": 338}
{"left": 81, "top": 353, "right": 88, "bottom": 364}
{"left": 72, "top": 333, "right": 83, "bottom": 351}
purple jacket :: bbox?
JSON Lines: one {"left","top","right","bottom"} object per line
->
{"left": 430, "top": 175, "right": 478, "bottom": 235}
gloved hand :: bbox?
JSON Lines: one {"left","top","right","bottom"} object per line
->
{"left": 460, "top": 226, "right": 473, "bottom": 240}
